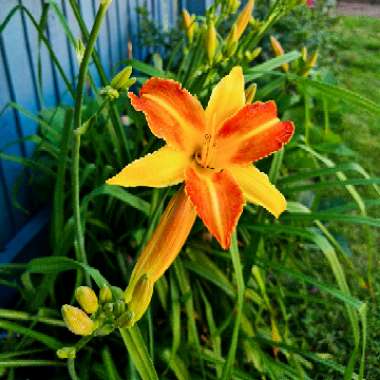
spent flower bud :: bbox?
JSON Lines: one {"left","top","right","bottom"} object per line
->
{"left": 75, "top": 39, "right": 85, "bottom": 64}
{"left": 62, "top": 305, "right": 95, "bottom": 336}
{"left": 75, "top": 286, "right": 98, "bottom": 314}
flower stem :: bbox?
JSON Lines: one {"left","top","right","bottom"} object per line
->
{"left": 72, "top": 0, "right": 111, "bottom": 286}
{"left": 221, "top": 232, "right": 245, "bottom": 380}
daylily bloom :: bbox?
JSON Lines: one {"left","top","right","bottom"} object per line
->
{"left": 107, "top": 66, "right": 294, "bottom": 249}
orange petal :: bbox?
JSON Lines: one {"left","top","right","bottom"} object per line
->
{"left": 205, "top": 66, "right": 245, "bottom": 133}
{"left": 229, "top": 165, "right": 286, "bottom": 218}
{"left": 106, "top": 145, "right": 188, "bottom": 188}
{"left": 129, "top": 78, "right": 206, "bottom": 153}
{"left": 214, "top": 101, "right": 294, "bottom": 166}
{"left": 185, "top": 165, "right": 244, "bottom": 249}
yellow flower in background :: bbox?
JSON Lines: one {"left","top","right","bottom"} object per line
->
{"left": 182, "top": 9, "right": 196, "bottom": 42}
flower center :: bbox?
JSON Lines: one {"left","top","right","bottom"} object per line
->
{"left": 194, "top": 133, "right": 216, "bottom": 169}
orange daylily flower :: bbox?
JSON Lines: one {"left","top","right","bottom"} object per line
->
{"left": 107, "top": 66, "right": 294, "bottom": 249}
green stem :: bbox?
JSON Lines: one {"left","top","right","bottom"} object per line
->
{"left": 119, "top": 326, "right": 159, "bottom": 380}
{"left": 221, "top": 233, "right": 245, "bottom": 380}
{"left": 67, "top": 359, "right": 80, "bottom": 380}
{"left": 68, "top": 0, "right": 130, "bottom": 163}
{"left": 72, "top": 0, "right": 111, "bottom": 286}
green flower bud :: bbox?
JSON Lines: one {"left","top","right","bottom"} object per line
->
{"left": 99, "top": 285, "right": 113, "bottom": 303}
{"left": 62, "top": 305, "right": 95, "bottom": 336}
{"left": 245, "top": 83, "right": 257, "bottom": 104}
{"left": 206, "top": 21, "right": 217, "bottom": 65}
{"left": 57, "top": 346, "right": 76, "bottom": 359}
{"left": 100, "top": 85, "right": 119, "bottom": 100}
{"left": 103, "top": 302, "right": 114, "bottom": 315}
{"left": 114, "top": 300, "right": 126, "bottom": 316}
{"left": 110, "top": 66, "right": 135, "bottom": 91}
{"left": 117, "top": 310, "right": 134, "bottom": 328}
{"left": 75, "top": 286, "right": 98, "bottom": 314}
{"left": 94, "top": 323, "right": 114, "bottom": 336}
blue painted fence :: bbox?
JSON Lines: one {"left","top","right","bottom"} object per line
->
{"left": 0, "top": 0, "right": 209, "bottom": 261}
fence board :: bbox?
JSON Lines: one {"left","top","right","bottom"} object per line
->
{"left": 0, "top": 0, "right": 207, "bottom": 252}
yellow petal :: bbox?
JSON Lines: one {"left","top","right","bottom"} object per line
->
{"left": 205, "top": 66, "right": 245, "bottom": 133}
{"left": 229, "top": 165, "right": 286, "bottom": 218}
{"left": 106, "top": 145, "right": 188, "bottom": 188}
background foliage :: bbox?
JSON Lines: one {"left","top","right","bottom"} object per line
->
{"left": 1, "top": 0, "right": 380, "bottom": 379}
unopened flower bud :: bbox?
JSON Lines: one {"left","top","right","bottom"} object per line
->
{"left": 114, "top": 300, "right": 126, "bottom": 316}
{"left": 75, "top": 286, "right": 98, "bottom": 314}
{"left": 245, "top": 83, "right": 257, "bottom": 104}
{"left": 269, "top": 36, "right": 288, "bottom": 72}
{"left": 244, "top": 47, "right": 262, "bottom": 62}
{"left": 75, "top": 39, "right": 85, "bottom": 64}
{"left": 206, "top": 21, "right": 217, "bottom": 64}
{"left": 117, "top": 310, "right": 134, "bottom": 328}
{"left": 57, "top": 346, "right": 76, "bottom": 359}
{"left": 302, "top": 49, "right": 318, "bottom": 77}
{"left": 182, "top": 9, "right": 196, "bottom": 42}
{"left": 62, "top": 305, "right": 95, "bottom": 336}
{"left": 110, "top": 66, "right": 135, "bottom": 91}
{"left": 125, "top": 274, "right": 154, "bottom": 326}
{"left": 103, "top": 302, "right": 114, "bottom": 315}
{"left": 301, "top": 46, "right": 308, "bottom": 62}
{"left": 99, "top": 285, "right": 113, "bottom": 303}
{"left": 235, "top": 0, "right": 255, "bottom": 40}
{"left": 226, "top": 25, "right": 239, "bottom": 56}
{"left": 100, "top": 85, "right": 119, "bottom": 100}
{"left": 228, "top": 0, "right": 241, "bottom": 13}
{"left": 95, "top": 324, "right": 114, "bottom": 336}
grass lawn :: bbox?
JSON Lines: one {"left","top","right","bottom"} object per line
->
{"left": 329, "top": 15, "right": 380, "bottom": 176}
{"left": 328, "top": 15, "right": 380, "bottom": 379}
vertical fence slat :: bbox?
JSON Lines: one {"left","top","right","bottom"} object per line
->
{"left": 0, "top": 0, "right": 182, "bottom": 254}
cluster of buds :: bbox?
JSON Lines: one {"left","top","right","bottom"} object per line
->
{"left": 61, "top": 284, "right": 133, "bottom": 338}
{"left": 269, "top": 36, "right": 319, "bottom": 76}
{"left": 100, "top": 66, "right": 136, "bottom": 101}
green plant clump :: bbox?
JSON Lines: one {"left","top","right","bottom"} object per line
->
{"left": 1, "top": 0, "right": 380, "bottom": 379}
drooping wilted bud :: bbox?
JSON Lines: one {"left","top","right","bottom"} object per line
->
{"left": 110, "top": 66, "right": 136, "bottom": 91}
{"left": 235, "top": 0, "right": 255, "bottom": 40}
{"left": 62, "top": 305, "right": 95, "bottom": 336}
{"left": 56, "top": 346, "right": 76, "bottom": 360}
{"left": 99, "top": 285, "right": 113, "bottom": 304}
{"left": 206, "top": 21, "right": 217, "bottom": 64}
{"left": 245, "top": 83, "right": 257, "bottom": 104}
{"left": 126, "top": 275, "right": 154, "bottom": 326}
{"left": 269, "top": 36, "right": 289, "bottom": 72}
{"left": 182, "top": 9, "right": 196, "bottom": 42}
{"left": 75, "top": 286, "right": 99, "bottom": 314}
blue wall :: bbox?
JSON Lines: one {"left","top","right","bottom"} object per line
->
{"left": 0, "top": 0, "right": 207, "bottom": 257}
